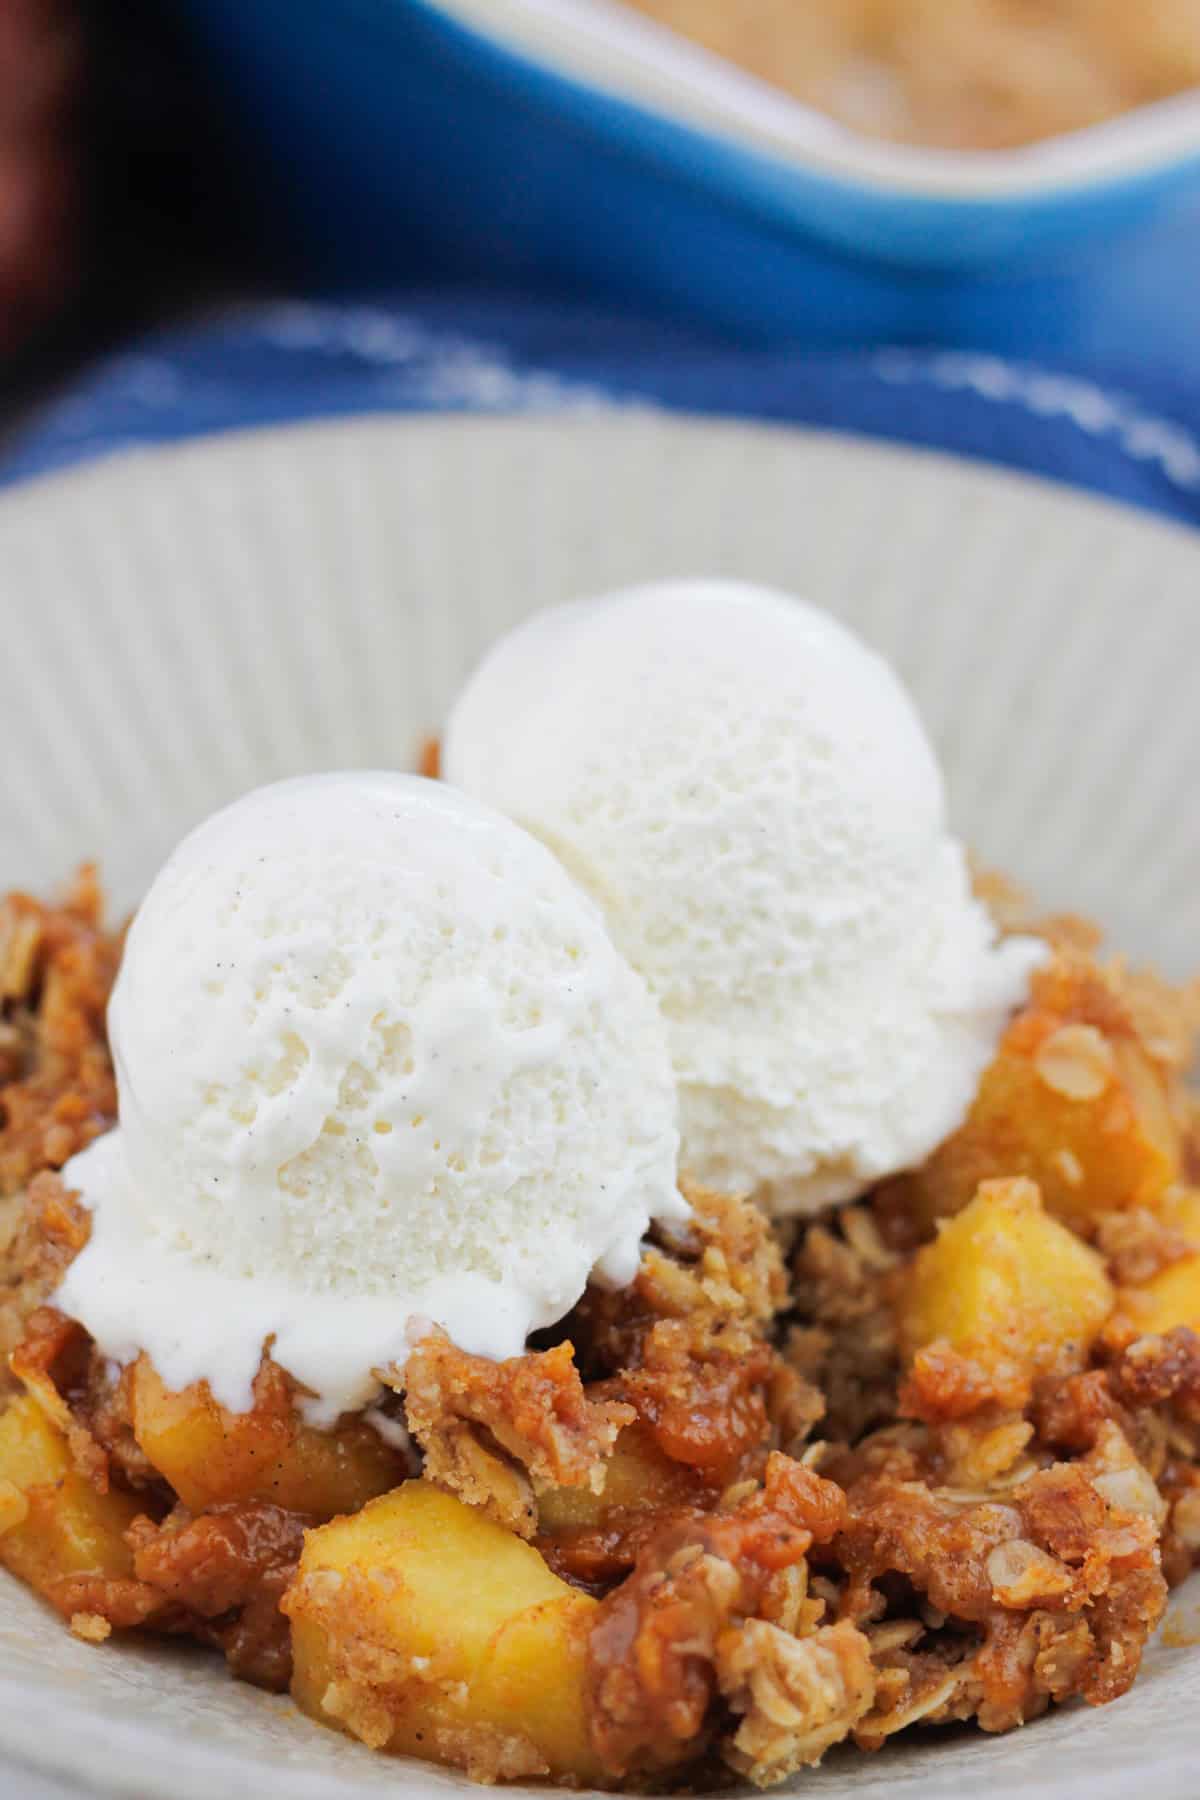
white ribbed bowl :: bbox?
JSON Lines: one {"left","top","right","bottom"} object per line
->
{"left": 0, "top": 414, "right": 1197, "bottom": 1798}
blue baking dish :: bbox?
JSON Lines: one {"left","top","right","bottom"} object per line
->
{"left": 168, "top": 0, "right": 1200, "bottom": 359}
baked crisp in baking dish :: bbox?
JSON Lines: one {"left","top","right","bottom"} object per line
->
{"left": 621, "top": 0, "right": 1200, "bottom": 149}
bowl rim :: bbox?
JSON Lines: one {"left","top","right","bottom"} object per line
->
{"left": 432, "top": 0, "right": 1200, "bottom": 198}
{"left": 1, "top": 411, "right": 1200, "bottom": 1800}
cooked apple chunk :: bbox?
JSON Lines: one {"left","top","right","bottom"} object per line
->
{"left": 130, "top": 1356, "right": 406, "bottom": 1517}
{"left": 897, "top": 1178, "right": 1114, "bottom": 1390}
{"left": 285, "top": 1480, "right": 604, "bottom": 1785}
{"left": 890, "top": 956, "right": 1185, "bottom": 1231}
{"left": 0, "top": 1394, "right": 155, "bottom": 1624}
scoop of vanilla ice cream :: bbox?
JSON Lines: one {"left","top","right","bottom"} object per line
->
{"left": 444, "top": 581, "right": 1044, "bottom": 1215}
{"left": 57, "top": 773, "right": 683, "bottom": 1423}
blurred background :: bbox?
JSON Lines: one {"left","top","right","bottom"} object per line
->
{"left": 4, "top": 0, "right": 1200, "bottom": 506}
{"left": 0, "top": 0, "right": 255, "bottom": 426}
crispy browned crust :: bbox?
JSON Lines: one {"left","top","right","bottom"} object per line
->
{"left": 0, "top": 1175, "right": 90, "bottom": 1393}
{"left": 567, "top": 1186, "right": 821, "bottom": 1490}
{"left": 827, "top": 1414, "right": 1168, "bottom": 1738}
{"left": 566, "top": 1180, "right": 789, "bottom": 1373}
{"left": 586, "top": 1453, "right": 853, "bottom": 1781}
{"left": 129, "top": 1503, "right": 310, "bottom": 1690}
{"left": 397, "top": 1331, "right": 635, "bottom": 1538}
{"left": 394, "top": 1188, "right": 818, "bottom": 1543}
{"left": 0, "top": 869, "right": 120, "bottom": 1198}
{"left": 785, "top": 1203, "right": 902, "bottom": 1443}
{"left": 719, "top": 1617, "right": 876, "bottom": 1787}
{"left": 0, "top": 868, "right": 119, "bottom": 1389}
{"left": 1094, "top": 1207, "right": 1196, "bottom": 1286}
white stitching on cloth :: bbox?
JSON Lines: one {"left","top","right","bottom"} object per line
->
{"left": 874, "top": 349, "right": 1200, "bottom": 492}
{"left": 251, "top": 302, "right": 615, "bottom": 413}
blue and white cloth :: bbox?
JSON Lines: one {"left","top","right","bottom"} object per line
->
{"left": 5, "top": 294, "right": 1199, "bottom": 527}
